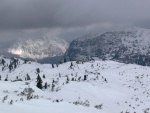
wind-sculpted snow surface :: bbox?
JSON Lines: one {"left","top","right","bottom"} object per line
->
{"left": 0, "top": 58, "right": 150, "bottom": 113}
{"left": 65, "top": 27, "right": 150, "bottom": 66}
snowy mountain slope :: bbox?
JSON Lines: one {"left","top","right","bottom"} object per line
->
{"left": 0, "top": 81, "right": 99, "bottom": 113}
{"left": 65, "top": 27, "right": 150, "bottom": 66}
{"left": 5, "top": 37, "right": 69, "bottom": 59}
{"left": 0, "top": 58, "right": 150, "bottom": 113}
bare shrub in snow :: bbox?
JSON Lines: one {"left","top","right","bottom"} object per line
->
{"left": 94, "top": 104, "right": 103, "bottom": 110}
{"left": 73, "top": 99, "right": 90, "bottom": 107}
{"left": 9, "top": 100, "right": 13, "bottom": 105}
{"left": 2, "top": 95, "right": 8, "bottom": 103}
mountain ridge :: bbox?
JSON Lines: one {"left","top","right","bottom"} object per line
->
{"left": 4, "top": 37, "right": 69, "bottom": 60}
{"left": 65, "top": 27, "right": 150, "bottom": 66}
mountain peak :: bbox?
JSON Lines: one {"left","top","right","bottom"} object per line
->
{"left": 8, "top": 37, "right": 69, "bottom": 59}
{"left": 65, "top": 27, "right": 150, "bottom": 66}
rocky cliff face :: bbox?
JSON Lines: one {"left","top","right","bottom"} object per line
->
{"left": 65, "top": 27, "right": 150, "bottom": 66}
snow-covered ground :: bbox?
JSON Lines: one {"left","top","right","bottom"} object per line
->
{"left": 0, "top": 58, "right": 150, "bottom": 113}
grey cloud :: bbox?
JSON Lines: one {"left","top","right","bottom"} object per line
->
{"left": 0, "top": 0, "right": 150, "bottom": 41}
{"left": 0, "top": 0, "right": 150, "bottom": 29}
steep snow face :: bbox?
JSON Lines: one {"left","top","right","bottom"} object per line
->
{"left": 65, "top": 27, "right": 150, "bottom": 66}
{"left": 8, "top": 37, "right": 69, "bottom": 59}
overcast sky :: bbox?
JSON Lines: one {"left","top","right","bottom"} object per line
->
{"left": 0, "top": 0, "right": 150, "bottom": 42}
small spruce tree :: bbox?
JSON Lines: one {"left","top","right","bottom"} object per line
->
{"left": 26, "top": 74, "right": 31, "bottom": 80}
{"left": 4, "top": 78, "right": 8, "bottom": 81}
{"left": 43, "top": 74, "right": 46, "bottom": 79}
{"left": 36, "top": 74, "right": 42, "bottom": 89}
{"left": 44, "top": 82, "right": 47, "bottom": 89}
{"left": 52, "top": 64, "right": 54, "bottom": 68}
{"left": 2, "top": 59, "right": 5, "bottom": 65}
{"left": 36, "top": 68, "right": 40, "bottom": 74}
{"left": 84, "top": 75, "right": 86, "bottom": 81}
{"left": 64, "top": 58, "right": 66, "bottom": 63}
{"left": 71, "top": 62, "right": 73, "bottom": 67}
